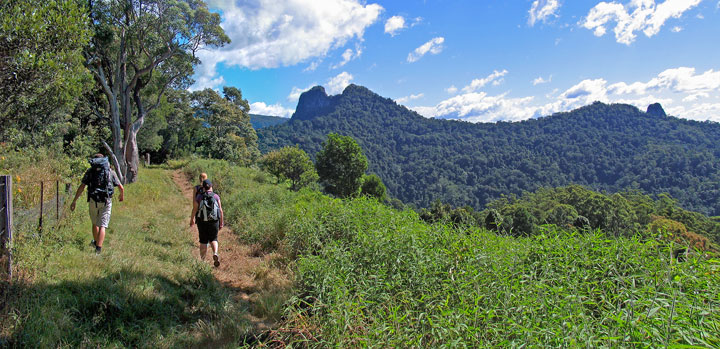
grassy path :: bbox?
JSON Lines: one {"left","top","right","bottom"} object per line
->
{"left": 2, "top": 167, "right": 274, "bottom": 347}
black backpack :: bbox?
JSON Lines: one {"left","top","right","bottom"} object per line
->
{"left": 87, "top": 157, "right": 114, "bottom": 203}
{"left": 196, "top": 191, "right": 219, "bottom": 222}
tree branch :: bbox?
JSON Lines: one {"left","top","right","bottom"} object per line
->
{"left": 102, "top": 140, "right": 125, "bottom": 184}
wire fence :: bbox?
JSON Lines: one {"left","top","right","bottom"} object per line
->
{"left": 1, "top": 177, "right": 73, "bottom": 285}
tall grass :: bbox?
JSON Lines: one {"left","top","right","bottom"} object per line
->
{"left": 182, "top": 159, "right": 720, "bottom": 347}
{"left": 2, "top": 167, "right": 254, "bottom": 347}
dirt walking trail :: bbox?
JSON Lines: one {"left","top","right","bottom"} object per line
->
{"left": 171, "top": 170, "right": 292, "bottom": 332}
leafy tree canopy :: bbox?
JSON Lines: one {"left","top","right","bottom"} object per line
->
{"left": 316, "top": 133, "right": 368, "bottom": 198}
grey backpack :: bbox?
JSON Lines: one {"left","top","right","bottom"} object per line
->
{"left": 196, "top": 192, "right": 219, "bottom": 222}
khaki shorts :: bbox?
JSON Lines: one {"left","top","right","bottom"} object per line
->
{"left": 88, "top": 199, "right": 112, "bottom": 228}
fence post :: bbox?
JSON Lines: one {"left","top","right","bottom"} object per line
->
{"left": 39, "top": 181, "right": 44, "bottom": 231}
{"left": 56, "top": 180, "right": 60, "bottom": 220}
{"left": 1, "top": 175, "right": 12, "bottom": 281}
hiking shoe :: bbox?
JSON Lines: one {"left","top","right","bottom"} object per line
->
{"left": 213, "top": 254, "right": 220, "bottom": 267}
{"left": 90, "top": 240, "right": 96, "bottom": 248}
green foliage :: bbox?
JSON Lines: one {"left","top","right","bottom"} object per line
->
{"left": 190, "top": 88, "right": 260, "bottom": 166}
{"left": 483, "top": 185, "right": 720, "bottom": 246}
{"left": 249, "top": 114, "right": 289, "bottom": 129}
{"left": 179, "top": 158, "right": 720, "bottom": 347}
{"left": 315, "top": 133, "right": 368, "bottom": 198}
{"left": 360, "top": 173, "right": 387, "bottom": 201}
{"left": 0, "top": 0, "right": 92, "bottom": 146}
{"left": 258, "top": 86, "right": 720, "bottom": 216}
{"left": 260, "top": 146, "right": 318, "bottom": 191}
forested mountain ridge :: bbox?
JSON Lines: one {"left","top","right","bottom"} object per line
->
{"left": 249, "top": 114, "right": 288, "bottom": 129}
{"left": 258, "top": 84, "right": 720, "bottom": 215}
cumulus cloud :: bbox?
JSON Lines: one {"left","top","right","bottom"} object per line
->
{"left": 332, "top": 44, "right": 363, "bottom": 69}
{"left": 327, "top": 72, "right": 354, "bottom": 94}
{"left": 446, "top": 85, "right": 458, "bottom": 94}
{"left": 385, "top": 15, "right": 405, "bottom": 35}
{"left": 287, "top": 84, "right": 317, "bottom": 102}
{"left": 533, "top": 75, "right": 552, "bottom": 85}
{"left": 462, "top": 70, "right": 508, "bottom": 93}
{"left": 407, "top": 37, "right": 445, "bottom": 63}
{"left": 250, "top": 102, "right": 294, "bottom": 118}
{"left": 414, "top": 66, "right": 720, "bottom": 123}
{"left": 411, "top": 92, "right": 539, "bottom": 122}
{"left": 608, "top": 67, "right": 720, "bottom": 95}
{"left": 395, "top": 93, "right": 424, "bottom": 104}
{"left": 671, "top": 25, "right": 683, "bottom": 32}
{"left": 192, "top": 0, "right": 382, "bottom": 90}
{"left": 582, "top": 0, "right": 701, "bottom": 45}
{"left": 529, "top": 0, "right": 561, "bottom": 26}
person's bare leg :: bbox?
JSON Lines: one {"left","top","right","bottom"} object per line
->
{"left": 92, "top": 225, "right": 100, "bottom": 243}
{"left": 199, "top": 244, "right": 208, "bottom": 260}
{"left": 96, "top": 227, "right": 106, "bottom": 247}
{"left": 211, "top": 241, "right": 220, "bottom": 267}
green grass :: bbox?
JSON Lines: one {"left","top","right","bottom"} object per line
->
{"left": 181, "top": 159, "right": 720, "bottom": 347}
{"left": 2, "top": 167, "right": 254, "bottom": 347}
{"left": 7, "top": 158, "right": 719, "bottom": 347}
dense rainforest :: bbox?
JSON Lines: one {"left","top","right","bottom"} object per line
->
{"left": 258, "top": 85, "right": 720, "bottom": 216}
{"left": 249, "top": 114, "right": 289, "bottom": 129}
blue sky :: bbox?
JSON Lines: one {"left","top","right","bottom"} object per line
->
{"left": 193, "top": 0, "right": 720, "bottom": 122}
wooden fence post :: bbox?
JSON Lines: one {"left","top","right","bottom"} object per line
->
{"left": 56, "top": 180, "right": 60, "bottom": 220}
{"left": 1, "top": 175, "right": 12, "bottom": 281}
{"left": 39, "top": 181, "right": 44, "bottom": 231}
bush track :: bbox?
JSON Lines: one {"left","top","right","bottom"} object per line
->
{"left": 171, "top": 169, "right": 291, "bottom": 334}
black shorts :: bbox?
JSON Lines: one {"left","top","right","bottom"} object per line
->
{"left": 197, "top": 220, "right": 219, "bottom": 244}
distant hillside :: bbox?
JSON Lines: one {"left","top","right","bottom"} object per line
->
{"left": 249, "top": 114, "right": 288, "bottom": 129}
{"left": 257, "top": 85, "right": 720, "bottom": 215}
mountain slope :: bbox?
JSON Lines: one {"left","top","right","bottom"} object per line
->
{"left": 257, "top": 85, "right": 720, "bottom": 215}
{"left": 249, "top": 114, "right": 288, "bottom": 129}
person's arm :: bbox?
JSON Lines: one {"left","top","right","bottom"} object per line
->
{"left": 217, "top": 196, "right": 224, "bottom": 229}
{"left": 112, "top": 170, "right": 124, "bottom": 202}
{"left": 190, "top": 199, "right": 198, "bottom": 226}
{"left": 70, "top": 184, "right": 86, "bottom": 211}
{"left": 117, "top": 183, "right": 124, "bottom": 202}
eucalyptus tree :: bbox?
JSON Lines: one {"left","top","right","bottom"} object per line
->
{"left": 85, "top": 0, "right": 229, "bottom": 182}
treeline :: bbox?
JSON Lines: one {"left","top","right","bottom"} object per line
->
{"left": 257, "top": 85, "right": 720, "bottom": 216}
{"left": 419, "top": 185, "right": 720, "bottom": 247}
{"left": 1, "top": 0, "right": 257, "bottom": 181}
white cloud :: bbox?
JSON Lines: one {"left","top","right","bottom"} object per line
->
{"left": 385, "top": 15, "right": 405, "bottom": 36}
{"left": 683, "top": 92, "right": 709, "bottom": 102}
{"left": 446, "top": 85, "right": 458, "bottom": 94}
{"left": 529, "top": 0, "right": 561, "bottom": 26}
{"left": 304, "top": 60, "right": 322, "bottom": 72}
{"left": 609, "top": 67, "right": 720, "bottom": 95}
{"left": 407, "top": 37, "right": 445, "bottom": 63}
{"left": 412, "top": 92, "right": 539, "bottom": 122}
{"left": 582, "top": 0, "right": 701, "bottom": 45}
{"left": 414, "top": 66, "right": 720, "bottom": 123}
{"left": 672, "top": 25, "right": 683, "bottom": 32}
{"left": 192, "top": 0, "right": 382, "bottom": 89}
{"left": 533, "top": 75, "right": 552, "bottom": 85}
{"left": 462, "top": 70, "right": 508, "bottom": 93}
{"left": 250, "top": 102, "right": 294, "bottom": 118}
{"left": 395, "top": 93, "right": 424, "bottom": 104}
{"left": 288, "top": 84, "right": 317, "bottom": 102}
{"left": 327, "top": 72, "right": 354, "bottom": 94}
{"left": 331, "top": 44, "right": 363, "bottom": 69}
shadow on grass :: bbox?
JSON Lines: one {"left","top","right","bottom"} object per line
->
{"left": 3, "top": 266, "right": 259, "bottom": 347}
